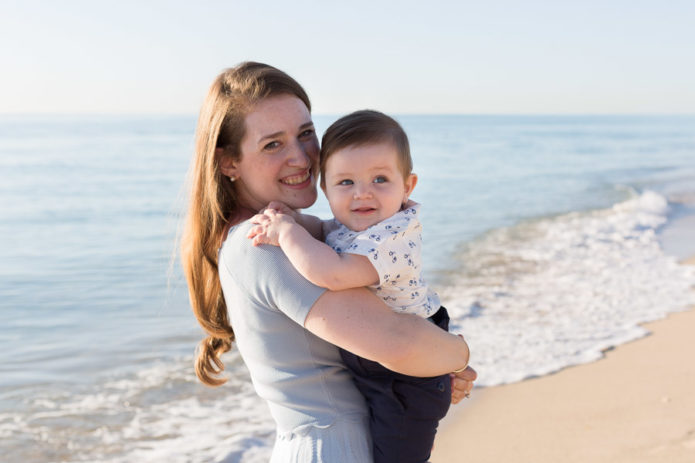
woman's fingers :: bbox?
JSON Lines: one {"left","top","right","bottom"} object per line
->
{"left": 450, "top": 379, "right": 473, "bottom": 403}
{"left": 450, "top": 366, "right": 477, "bottom": 404}
{"left": 456, "top": 365, "right": 477, "bottom": 382}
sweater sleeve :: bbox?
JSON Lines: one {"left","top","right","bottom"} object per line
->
{"left": 220, "top": 221, "right": 327, "bottom": 326}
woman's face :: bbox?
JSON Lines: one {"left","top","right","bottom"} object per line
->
{"left": 225, "top": 94, "right": 320, "bottom": 211}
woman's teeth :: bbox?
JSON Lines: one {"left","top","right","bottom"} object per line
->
{"left": 282, "top": 171, "right": 310, "bottom": 185}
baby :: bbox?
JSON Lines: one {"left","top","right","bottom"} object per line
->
{"left": 248, "top": 110, "right": 463, "bottom": 463}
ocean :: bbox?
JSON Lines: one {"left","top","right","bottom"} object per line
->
{"left": 1, "top": 114, "right": 694, "bottom": 462}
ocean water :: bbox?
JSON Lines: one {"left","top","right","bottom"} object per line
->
{"left": 1, "top": 114, "right": 694, "bottom": 462}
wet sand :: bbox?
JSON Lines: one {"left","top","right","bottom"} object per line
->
{"left": 432, "top": 256, "right": 695, "bottom": 463}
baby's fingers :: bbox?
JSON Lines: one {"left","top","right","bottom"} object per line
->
{"left": 246, "top": 224, "right": 263, "bottom": 239}
{"left": 251, "top": 231, "right": 270, "bottom": 246}
{"left": 265, "top": 201, "right": 291, "bottom": 214}
{"left": 249, "top": 213, "right": 266, "bottom": 224}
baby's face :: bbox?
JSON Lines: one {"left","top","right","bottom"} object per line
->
{"left": 322, "top": 141, "right": 416, "bottom": 232}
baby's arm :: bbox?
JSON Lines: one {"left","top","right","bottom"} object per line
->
{"left": 248, "top": 209, "right": 379, "bottom": 291}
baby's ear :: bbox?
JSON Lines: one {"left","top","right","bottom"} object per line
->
{"left": 403, "top": 173, "right": 418, "bottom": 200}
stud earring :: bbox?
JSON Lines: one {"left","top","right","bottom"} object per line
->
{"left": 229, "top": 175, "right": 237, "bottom": 182}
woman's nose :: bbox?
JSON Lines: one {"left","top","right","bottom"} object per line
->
{"left": 286, "top": 140, "right": 313, "bottom": 168}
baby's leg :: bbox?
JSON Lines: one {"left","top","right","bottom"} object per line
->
{"left": 340, "top": 306, "right": 452, "bottom": 463}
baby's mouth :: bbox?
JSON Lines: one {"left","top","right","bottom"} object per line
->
{"left": 352, "top": 207, "right": 376, "bottom": 214}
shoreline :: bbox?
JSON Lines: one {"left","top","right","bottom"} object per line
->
{"left": 433, "top": 255, "right": 695, "bottom": 462}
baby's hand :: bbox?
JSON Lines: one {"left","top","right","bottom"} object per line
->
{"left": 262, "top": 201, "right": 298, "bottom": 220}
{"left": 247, "top": 208, "right": 297, "bottom": 247}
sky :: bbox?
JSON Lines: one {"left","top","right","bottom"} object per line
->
{"left": 1, "top": 0, "right": 694, "bottom": 115}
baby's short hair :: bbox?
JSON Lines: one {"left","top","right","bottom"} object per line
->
{"left": 320, "top": 110, "right": 412, "bottom": 187}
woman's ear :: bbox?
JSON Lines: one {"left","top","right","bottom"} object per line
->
{"left": 403, "top": 173, "right": 418, "bottom": 201}
{"left": 216, "top": 148, "right": 238, "bottom": 179}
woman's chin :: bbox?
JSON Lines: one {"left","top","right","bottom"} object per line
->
{"left": 283, "top": 188, "right": 318, "bottom": 210}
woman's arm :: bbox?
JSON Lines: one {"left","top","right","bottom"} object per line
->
{"left": 248, "top": 209, "right": 379, "bottom": 290}
{"left": 305, "top": 287, "right": 469, "bottom": 377}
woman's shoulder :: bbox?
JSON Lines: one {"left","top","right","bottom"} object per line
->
{"left": 219, "top": 220, "right": 286, "bottom": 270}
{"left": 219, "top": 220, "right": 314, "bottom": 290}
{"left": 221, "top": 220, "right": 252, "bottom": 247}
{"left": 219, "top": 221, "right": 250, "bottom": 263}
{"left": 219, "top": 220, "right": 326, "bottom": 325}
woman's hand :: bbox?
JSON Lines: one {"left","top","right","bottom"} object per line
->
{"left": 450, "top": 366, "right": 477, "bottom": 404}
{"left": 247, "top": 208, "right": 297, "bottom": 247}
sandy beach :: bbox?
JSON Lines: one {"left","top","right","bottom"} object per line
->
{"left": 432, "top": 256, "right": 695, "bottom": 463}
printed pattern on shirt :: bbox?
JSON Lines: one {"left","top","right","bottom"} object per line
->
{"left": 323, "top": 203, "right": 440, "bottom": 317}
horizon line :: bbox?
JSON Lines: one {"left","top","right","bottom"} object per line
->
{"left": 1, "top": 111, "right": 694, "bottom": 118}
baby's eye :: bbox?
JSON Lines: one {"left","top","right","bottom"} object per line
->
{"left": 339, "top": 179, "right": 354, "bottom": 186}
{"left": 263, "top": 141, "right": 281, "bottom": 151}
{"left": 373, "top": 176, "right": 388, "bottom": 184}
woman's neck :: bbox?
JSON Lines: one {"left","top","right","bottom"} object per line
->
{"left": 229, "top": 206, "right": 258, "bottom": 226}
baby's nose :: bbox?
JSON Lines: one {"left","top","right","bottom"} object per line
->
{"left": 353, "top": 184, "right": 373, "bottom": 199}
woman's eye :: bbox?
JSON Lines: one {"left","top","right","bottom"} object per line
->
{"left": 263, "top": 141, "right": 280, "bottom": 150}
{"left": 339, "top": 179, "right": 353, "bottom": 186}
{"left": 373, "top": 176, "right": 387, "bottom": 184}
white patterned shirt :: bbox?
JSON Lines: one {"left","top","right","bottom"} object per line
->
{"left": 323, "top": 202, "right": 440, "bottom": 318}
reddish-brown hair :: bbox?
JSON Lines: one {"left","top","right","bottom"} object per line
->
{"left": 181, "top": 62, "right": 310, "bottom": 386}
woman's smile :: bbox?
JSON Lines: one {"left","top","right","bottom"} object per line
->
{"left": 281, "top": 169, "right": 312, "bottom": 186}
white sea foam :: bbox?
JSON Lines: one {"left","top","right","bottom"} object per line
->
{"left": 440, "top": 190, "right": 695, "bottom": 387}
{"left": 0, "top": 355, "right": 276, "bottom": 463}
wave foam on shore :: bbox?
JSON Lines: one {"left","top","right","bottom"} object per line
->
{"left": 441, "top": 190, "right": 695, "bottom": 387}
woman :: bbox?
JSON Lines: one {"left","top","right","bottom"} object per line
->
{"left": 181, "top": 62, "right": 475, "bottom": 462}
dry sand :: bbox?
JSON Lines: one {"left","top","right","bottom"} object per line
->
{"left": 432, "top": 256, "right": 695, "bottom": 463}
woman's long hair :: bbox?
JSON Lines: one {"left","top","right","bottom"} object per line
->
{"left": 181, "top": 62, "right": 311, "bottom": 386}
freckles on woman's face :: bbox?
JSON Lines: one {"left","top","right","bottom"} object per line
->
{"left": 232, "top": 94, "right": 320, "bottom": 211}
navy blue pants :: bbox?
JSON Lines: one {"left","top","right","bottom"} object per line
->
{"left": 340, "top": 306, "right": 451, "bottom": 463}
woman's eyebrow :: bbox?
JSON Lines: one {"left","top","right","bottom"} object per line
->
{"left": 258, "top": 131, "right": 283, "bottom": 144}
{"left": 257, "top": 121, "right": 314, "bottom": 144}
